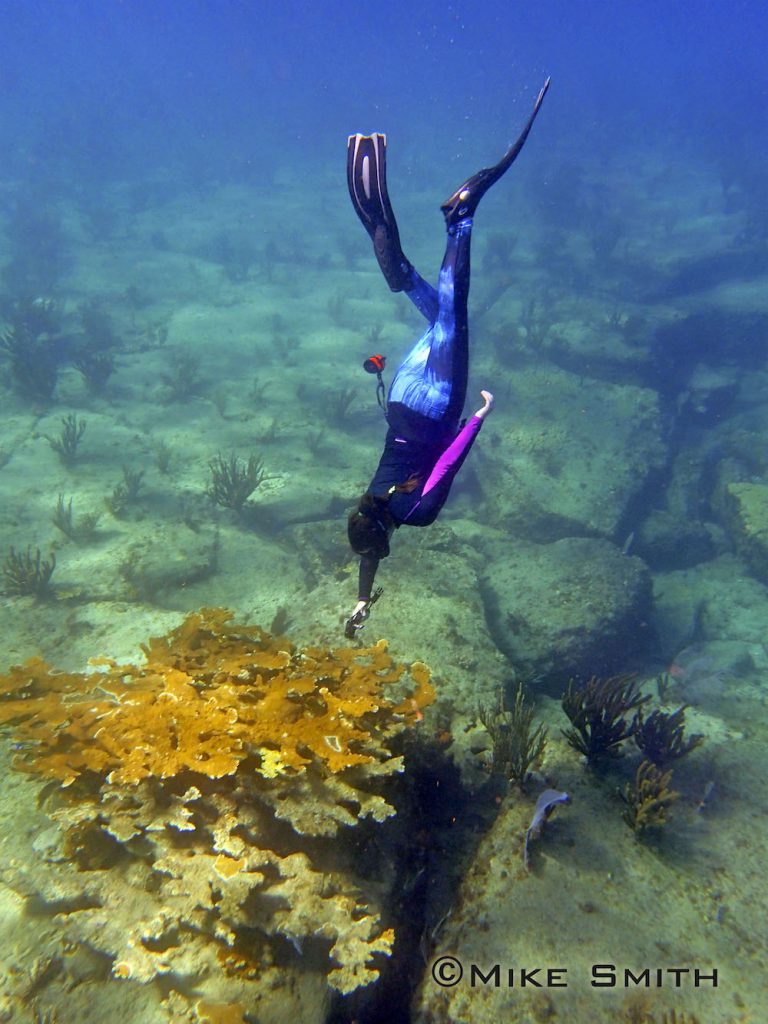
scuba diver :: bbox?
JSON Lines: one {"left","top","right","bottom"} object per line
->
{"left": 344, "top": 78, "right": 550, "bottom": 639}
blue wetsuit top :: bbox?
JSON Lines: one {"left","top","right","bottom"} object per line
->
{"left": 357, "top": 415, "right": 483, "bottom": 599}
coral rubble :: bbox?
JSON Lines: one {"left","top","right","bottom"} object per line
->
{"left": 0, "top": 609, "right": 434, "bottom": 996}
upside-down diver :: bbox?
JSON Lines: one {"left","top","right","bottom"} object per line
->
{"left": 344, "top": 79, "right": 550, "bottom": 638}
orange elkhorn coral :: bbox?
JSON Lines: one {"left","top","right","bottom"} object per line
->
{"left": 0, "top": 608, "right": 434, "bottom": 788}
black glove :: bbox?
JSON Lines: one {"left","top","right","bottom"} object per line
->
{"left": 344, "top": 588, "right": 383, "bottom": 639}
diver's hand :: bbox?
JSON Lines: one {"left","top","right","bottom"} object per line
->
{"left": 345, "top": 600, "right": 370, "bottom": 640}
{"left": 475, "top": 390, "right": 495, "bottom": 420}
{"left": 345, "top": 589, "right": 383, "bottom": 639}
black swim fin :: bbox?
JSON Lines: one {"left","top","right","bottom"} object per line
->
{"left": 440, "top": 76, "right": 551, "bottom": 227}
{"left": 347, "top": 132, "right": 413, "bottom": 292}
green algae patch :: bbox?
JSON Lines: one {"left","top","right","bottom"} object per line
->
{"left": 726, "top": 482, "right": 768, "bottom": 581}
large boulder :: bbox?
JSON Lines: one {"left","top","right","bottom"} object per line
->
{"left": 635, "top": 507, "right": 719, "bottom": 570}
{"left": 475, "top": 365, "right": 667, "bottom": 542}
{"left": 723, "top": 482, "right": 768, "bottom": 583}
{"left": 479, "top": 536, "right": 652, "bottom": 694}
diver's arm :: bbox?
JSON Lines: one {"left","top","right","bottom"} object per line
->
{"left": 346, "top": 583, "right": 384, "bottom": 639}
{"left": 346, "top": 557, "right": 383, "bottom": 639}
{"left": 421, "top": 391, "right": 494, "bottom": 496}
{"left": 357, "top": 554, "right": 380, "bottom": 602}
{"left": 401, "top": 392, "right": 493, "bottom": 525}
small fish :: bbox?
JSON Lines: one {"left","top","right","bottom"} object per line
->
{"left": 621, "top": 531, "right": 635, "bottom": 556}
{"left": 696, "top": 780, "right": 715, "bottom": 812}
{"left": 524, "top": 789, "right": 571, "bottom": 869}
{"left": 408, "top": 697, "right": 424, "bottom": 723}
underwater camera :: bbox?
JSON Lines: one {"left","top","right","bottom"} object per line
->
{"left": 363, "top": 353, "right": 387, "bottom": 411}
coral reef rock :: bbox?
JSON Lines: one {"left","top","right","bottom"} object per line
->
{"left": 724, "top": 481, "right": 768, "bottom": 583}
{"left": 482, "top": 367, "right": 666, "bottom": 542}
{"left": 480, "top": 537, "right": 652, "bottom": 693}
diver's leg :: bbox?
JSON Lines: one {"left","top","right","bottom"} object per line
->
{"left": 404, "top": 268, "right": 439, "bottom": 323}
{"left": 387, "top": 216, "right": 473, "bottom": 429}
{"left": 425, "top": 217, "right": 472, "bottom": 424}
{"left": 441, "top": 77, "right": 550, "bottom": 226}
{"left": 411, "top": 80, "right": 550, "bottom": 414}
{"left": 347, "top": 133, "right": 438, "bottom": 320}
{"left": 347, "top": 133, "right": 413, "bottom": 292}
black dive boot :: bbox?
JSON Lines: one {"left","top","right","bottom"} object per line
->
{"left": 440, "top": 77, "right": 551, "bottom": 227}
{"left": 347, "top": 132, "right": 414, "bottom": 292}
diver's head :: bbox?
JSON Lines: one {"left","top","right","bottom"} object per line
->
{"left": 347, "top": 492, "right": 392, "bottom": 559}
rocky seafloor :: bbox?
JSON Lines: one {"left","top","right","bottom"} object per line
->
{"left": 0, "top": 147, "right": 767, "bottom": 1023}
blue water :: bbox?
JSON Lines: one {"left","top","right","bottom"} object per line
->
{"left": 3, "top": 1, "right": 765, "bottom": 191}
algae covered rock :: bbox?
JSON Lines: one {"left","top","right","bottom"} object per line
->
{"left": 119, "top": 525, "right": 219, "bottom": 602}
{"left": 724, "top": 482, "right": 768, "bottom": 582}
{"left": 651, "top": 553, "right": 768, "bottom": 657}
{"left": 635, "top": 507, "right": 719, "bottom": 570}
{"left": 480, "top": 368, "right": 667, "bottom": 542}
{"left": 480, "top": 536, "right": 652, "bottom": 693}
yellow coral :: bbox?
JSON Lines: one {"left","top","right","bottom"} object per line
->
{"left": 0, "top": 609, "right": 436, "bottom": 996}
{"left": 0, "top": 608, "right": 434, "bottom": 787}
{"left": 196, "top": 1001, "right": 247, "bottom": 1024}
{"left": 621, "top": 758, "right": 678, "bottom": 835}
